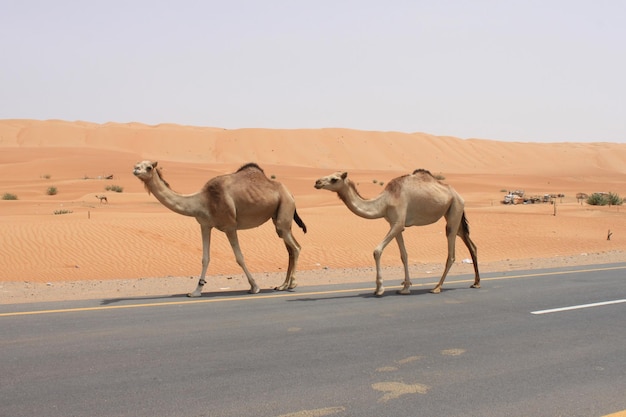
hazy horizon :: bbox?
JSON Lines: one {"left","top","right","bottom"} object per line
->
{"left": 1, "top": 1, "right": 624, "bottom": 143}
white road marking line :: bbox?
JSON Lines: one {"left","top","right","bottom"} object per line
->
{"left": 531, "top": 299, "right": 626, "bottom": 315}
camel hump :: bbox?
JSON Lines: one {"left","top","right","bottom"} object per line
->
{"left": 412, "top": 168, "right": 433, "bottom": 176}
{"left": 237, "top": 162, "right": 264, "bottom": 173}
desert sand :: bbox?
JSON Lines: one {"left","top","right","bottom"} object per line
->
{"left": 1, "top": 119, "right": 625, "bottom": 304}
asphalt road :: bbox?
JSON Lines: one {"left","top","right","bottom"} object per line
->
{"left": 1, "top": 264, "right": 625, "bottom": 417}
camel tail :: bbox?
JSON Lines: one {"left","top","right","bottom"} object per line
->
{"left": 294, "top": 209, "right": 307, "bottom": 234}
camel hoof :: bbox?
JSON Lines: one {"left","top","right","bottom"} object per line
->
{"left": 288, "top": 282, "right": 298, "bottom": 290}
{"left": 187, "top": 291, "right": 201, "bottom": 298}
{"left": 470, "top": 284, "right": 481, "bottom": 289}
{"left": 397, "top": 289, "right": 411, "bottom": 295}
{"left": 274, "top": 285, "right": 287, "bottom": 291}
{"left": 249, "top": 287, "right": 260, "bottom": 294}
{"left": 430, "top": 288, "right": 441, "bottom": 294}
{"left": 374, "top": 288, "right": 385, "bottom": 297}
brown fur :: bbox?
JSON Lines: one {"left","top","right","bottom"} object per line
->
{"left": 204, "top": 181, "right": 228, "bottom": 222}
{"left": 237, "top": 162, "right": 264, "bottom": 173}
{"left": 412, "top": 168, "right": 433, "bottom": 176}
{"left": 384, "top": 175, "right": 408, "bottom": 197}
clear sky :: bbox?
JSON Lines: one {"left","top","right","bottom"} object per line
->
{"left": 1, "top": 0, "right": 625, "bottom": 142}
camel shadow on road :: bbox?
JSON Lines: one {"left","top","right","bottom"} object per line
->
{"left": 99, "top": 288, "right": 280, "bottom": 305}
{"left": 287, "top": 287, "right": 448, "bottom": 302}
{"left": 100, "top": 286, "right": 455, "bottom": 305}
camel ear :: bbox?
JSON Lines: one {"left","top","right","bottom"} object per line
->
{"left": 341, "top": 172, "right": 348, "bottom": 180}
{"left": 152, "top": 161, "right": 158, "bottom": 168}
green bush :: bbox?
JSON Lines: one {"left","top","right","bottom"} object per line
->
{"left": 105, "top": 185, "right": 124, "bottom": 193}
{"left": 46, "top": 186, "right": 58, "bottom": 195}
{"left": 587, "top": 193, "right": 608, "bottom": 205}
{"left": 54, "top": 209, "right": 73, "bottom": 215}
{"left": 2, "top": 193, "right": 18, "bottom": 200}
{"left": 607, "top": 192, "right": 623, "bottom": 206}
{"left": 586, "top": 192, "right": 622, "bottom": 206}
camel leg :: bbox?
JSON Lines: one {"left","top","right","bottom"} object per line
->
{"left": 275, "top": 231, "right": 301, "bottom": 291}
{"left": 373, "top": 223, "right": 404, "bottom": 296}
{"left": 225, "top": 230, "right": 260, "bottom": 294}
{"left": 458, "top": 220, "right": 480, "bottom": 289}
{"left": 395, "top": 233, "right": 412, "bottom": 295}
{"left": 431, "top": 223, "right": 458, "bottom": 294}
{"left": 272, "top": 209, "right": 302, "bottom": 291}
{"left": 188, "top": 225, "right": 212, "bottom": 297}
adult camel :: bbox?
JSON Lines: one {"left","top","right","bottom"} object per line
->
{"left": 133, "top": 161, "right": 306, "bottom": 297}
{"left": 314, "top": 169, "right": 479, "bottom": 296}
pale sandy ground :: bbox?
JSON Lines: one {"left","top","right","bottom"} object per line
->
{"left": 1, "top": 119, "right": 625, "bottom": 304}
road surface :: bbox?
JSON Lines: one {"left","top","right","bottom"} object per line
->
{"left": 1, "top": 264, "right": 625, "bottom": 417}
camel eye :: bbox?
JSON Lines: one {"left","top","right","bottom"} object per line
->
{"left": 146, "top": 166, "right": 152, "bottom": 171}
{"left": 330, "top": 178, "right": 338, "bottom": 183}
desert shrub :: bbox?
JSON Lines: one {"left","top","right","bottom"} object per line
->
{"left": 587, "top": 192, "right": 622, "bottom": 206}
{"left": 587, "top": 193, "right": 608, "bottom": 206}
{"left": 373, "top": 179, "right": 378, "bottom": 184}
{"left": 42, "top": 174, "right": 51, "bottom": 179}
{"left": 105, "top": 185, "right": 124, "bottom": 193}
{"left": 46, "top": 186, "right": 58, "bottom": 195}
{"left": 434, "top": 173, "right": 446, "bottom": 181}
{"left": 54, "top": 209, "right": 73, "bottom": 215}
{"left": 607, "top": 192, "right": 623, "bottom": 206}
{"left": 2, "top": 193, "right": 18, "bottom": 200}
{"left": 270, "top": 174, "right": 276, "bottom": 179}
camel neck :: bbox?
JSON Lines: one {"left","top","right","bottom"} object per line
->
{"left": 146, "top": 174, "right": 203, "bottom": 218}
{"left": 338, "top": 180, "right": 386, "bottom": 219}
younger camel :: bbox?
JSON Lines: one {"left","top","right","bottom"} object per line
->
{"left": 314, "top": 169, "right": 479, "bottom": 296}
{"left": 133, "top": 161, "right": 306, "bottom": 297}
{"left": 95, "top": 194, "right": 108, "bottom": 204}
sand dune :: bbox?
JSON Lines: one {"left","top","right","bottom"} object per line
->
{"left": 1, "top": 119, "right": 625, "bottom": 303}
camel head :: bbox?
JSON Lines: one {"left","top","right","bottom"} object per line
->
{"left": 133, "top": 160, "right": 170, "bottom": 193}
{"left": 314, "top": 171, "right": 348, "bottom": 192}
{"left": 133, "top": 160, "right": 158, "bottom": 182}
